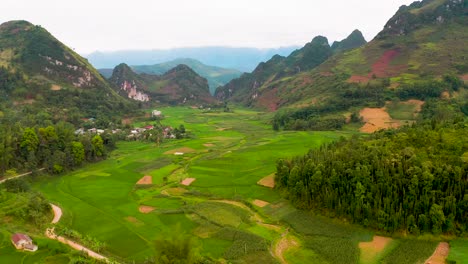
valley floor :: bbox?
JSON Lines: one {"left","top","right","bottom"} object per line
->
{"left": 1, "top": 107, "right": 467, "bottom": 263}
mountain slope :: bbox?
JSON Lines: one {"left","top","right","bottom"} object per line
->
{"left": 218, "top": 0, "right": 467, "bottom": 112}
{"left": 130, "top": 58, "right": 242, "bottom": 94}
{"left": 109, "top": 63, "right": 216, "bottom": 105}
{"left": 215, "top": 31, "right": 366, "bottom": 110}
{"left": 0, "top": 20, "right": 133, "bottom": 121}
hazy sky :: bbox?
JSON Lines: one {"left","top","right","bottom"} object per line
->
{"left": 2, "top": 0, "right": 415, "bottom": 54}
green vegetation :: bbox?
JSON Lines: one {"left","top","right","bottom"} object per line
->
{"left": 276, "top": 115, "right": 468, "bottom": 234}
{"left": 380, "top": 240, "right": 437, "bottom": 264}
{"left": 0, "top": 20, "right": 135, "bottom": 122}
{"left": 447, "top": 239, "right": 468, "bottom": 264}
{"left": 29, "top": 107, "right": 352, "bottom": 262}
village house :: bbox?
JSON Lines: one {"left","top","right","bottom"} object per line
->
{"left": 151, "top": 110, "right": 162, "bottom": 117}
{"left": 11, "top": 233, "right": 38, "bottom": 252}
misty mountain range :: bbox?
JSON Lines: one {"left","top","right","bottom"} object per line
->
{"left": 84, "top": 46, "right": 300, "bottom": 72}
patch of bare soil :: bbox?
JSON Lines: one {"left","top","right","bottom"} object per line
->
{"left": 425, "top": 242, "right": 449, "bottom": 264}
{"left": 359, "top": 108, "right": 400, "bottom": 133}
{"left": 138, "top": 205, "right": 155, "bottom": 214}
{"left": 216, "top": 127, "right": 230, "bottom": 131}
{"left": 257, "top": 87, "right": 281, "bottom": 111}
{"left": 164, "top": 147, "right": 196, "bottom": 155}
{"left": 359, "top": 236, "right": 393, "bottom": 263}
{"left": 359, "top": 236, "right": 393, "bottom": 255}
{"left": 252, "top": 199, "right": 270, "bottom": 208}
{"left": 257, "top": 174, "right": 275, "bottom": 188}
{"left": 461, "top": 74, "right": 468, "bottom": 82}
{"left": 181, "top": 178, "right": 196, "bottom": 186}
{"left": 136, "top": 175, "right": 152, "bottom": 185}
{"left": 51, "top": 84, "right": 62, "bottom": 91}
{"left": 203, "top": 143, "right": 215, "bottom": 147}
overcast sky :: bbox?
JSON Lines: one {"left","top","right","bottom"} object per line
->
{"left": 2, "top": 0, "right": 415, "bottom": 54}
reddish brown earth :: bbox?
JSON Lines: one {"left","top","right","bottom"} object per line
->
{"left": 348, "top": 49, "right": 406, "bottom": 83}
{"left": 461, "top": 74, "right": 468, "bottom": 82}
{"left": 181, "top": 178, "right": 196, "bottom": 186}
{"left": 360, "top": 108, "right": 400, "bottom": 133}
{"left": 425, "top": 242, "right": 449, "bottom": 264}
{"left": 257, "top": 174, "right": 275, "bottom": 188}
{"left": 257, "top": 87, "right": 281, "bottom": 111}
{"left": 138, "top": 205, "right": 155, "bottom": 214}
{"left": 136, "top": 175, "right": 152, "bottom": 185}
{"left": 252, "top": 199, "right": 270, "bottom": 207}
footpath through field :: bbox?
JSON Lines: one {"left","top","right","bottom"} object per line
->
{"left": 46, "top": 203, "right": 110, "bottom": 262}
{"left": 0, "top": 168, "right": 45, "bottom": 184}
{"left": 207, "top": 200, "right": 298, "bottom": 263}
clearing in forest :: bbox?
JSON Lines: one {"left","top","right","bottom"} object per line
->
{"left": 360, "top": 108, "right": 400, "bottom": 133}
{"left": 424, "top": 242, "right": 449, "bottom": 264}
{"left": 136, "top": 175, "right": 152, "bottom": 185}
{"left": 257, "top": 174, "right": 275, "bottom": 188}
{"left": 359, "top": 236, "right": 393, "bottom": 264}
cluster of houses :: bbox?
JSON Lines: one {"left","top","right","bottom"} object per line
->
{"left": 74, "top": 110, "right": 178, "bottom": 140}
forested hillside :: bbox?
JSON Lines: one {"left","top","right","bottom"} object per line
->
{"left": 276, "top": 112, "right": 468, "bottom": 234}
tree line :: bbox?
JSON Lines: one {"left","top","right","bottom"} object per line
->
{"left": 0, "top": 121, "right": 112, "bottom": 176}
{"left": 272, "top": 75, "right": 465, "bottom": 131}
{"left": 275, "top": 119, "right": 468, "bottom": 235}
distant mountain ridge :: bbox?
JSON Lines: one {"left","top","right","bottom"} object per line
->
{"left": 109, "top": 63, "right": 216, "bottom": 105}
{"left": 85, "top": 46, "right": 300, "bottom": 72}
{"left": 217, "top": 0, "right": 467, "bottom": 111}
{"left": 215, "top": 30, "right": 367, "bottom": 110}
{"left": 120, "top": 58, "right": 242, "bottom": 95}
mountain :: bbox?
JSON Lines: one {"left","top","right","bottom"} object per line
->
{"left": 85, "top": 46, "right": 300, "bottom": 72}
{"left": 126, "top": 58, "right": 242, "bottom": 95}
{"left": 215, "top": 32, "right": 366, "bottom": 110}
{"left": 0, "top": 20, "right": 133, "bottom": 122}
{"left": 331, "top": 29, "right": 367, "bottom": 53}
{"left": 217, "top": 0, "right": 467, "bottom": 112}
{"left": 109, "top": 63, "right": 216, "bottom": 105}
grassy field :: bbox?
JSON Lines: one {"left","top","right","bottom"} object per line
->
{"left": 22, "top": 106, "right": 454, "bottom": 263}
{"left": 447, "top": 239, "right": 468, "bottom": 264}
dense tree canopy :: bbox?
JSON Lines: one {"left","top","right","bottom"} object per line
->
{"left": 276, "top": 119, "right": 468, "bottom": 235}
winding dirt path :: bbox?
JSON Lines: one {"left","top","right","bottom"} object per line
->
{"left": 46, "top": 203, "right": 109, "bottom": 262}
{"left": 274, "top": 231, "right": 299, "bottom": 264}
{"left": 424, "top": 242, "right": 449, "bottom": 264}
